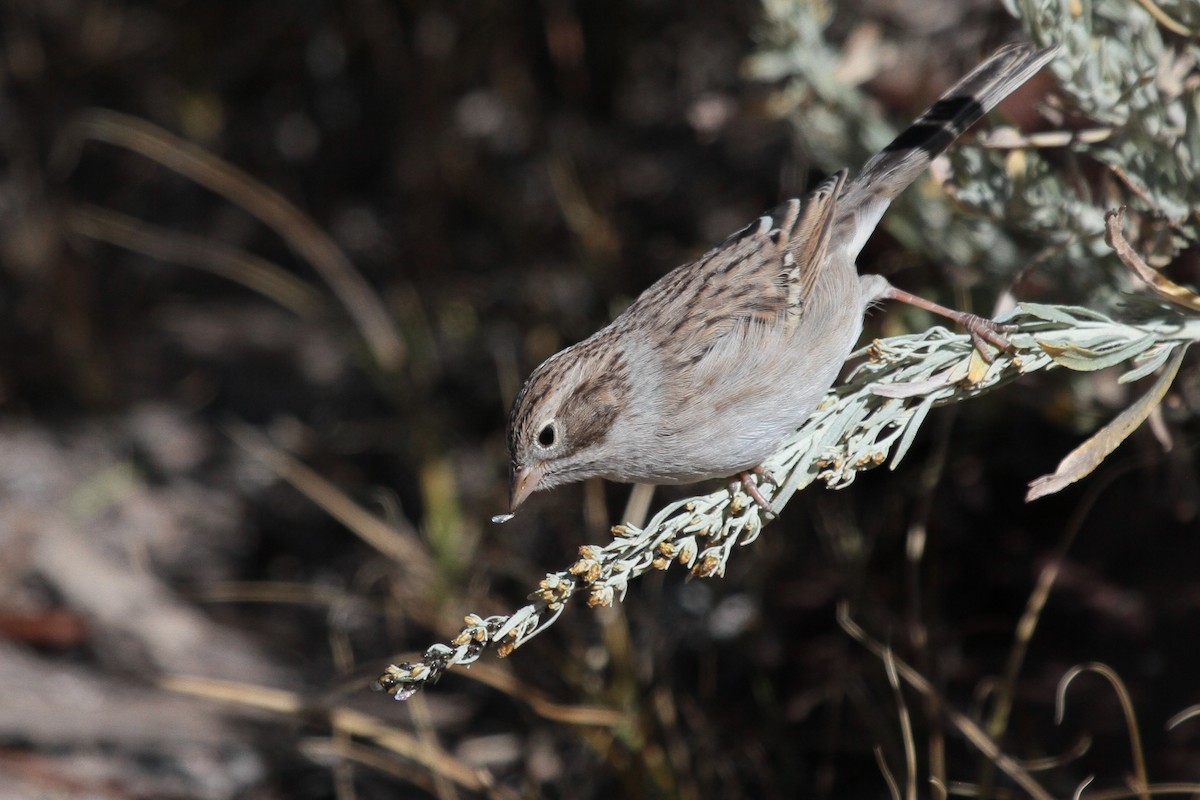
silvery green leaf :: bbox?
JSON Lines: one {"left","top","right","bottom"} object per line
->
{"left": 1119, "top": 343, "right": 1179, "bottom": 383}
{"left": 1017, "top": 303, "right": 1114, "bottom": 325}
{"left": 889, "top": 396, "right": 936, "bottom": 470}
{"left": 1036, "top": 330, "right": 1158, "bottom": 370}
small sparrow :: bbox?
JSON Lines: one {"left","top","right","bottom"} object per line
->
{"left": 504, "top": 43, "right": 1056, "bottom": 514}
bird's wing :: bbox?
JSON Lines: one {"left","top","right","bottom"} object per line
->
{"left": 627, "top": 170, "right": 846, "bottom": 366}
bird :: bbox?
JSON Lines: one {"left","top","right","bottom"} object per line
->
{"left": 503, "top": 42, "right": 1057, "bottom": 515}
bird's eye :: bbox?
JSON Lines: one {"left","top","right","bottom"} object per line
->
{"left": 537, "top": 423, "right": 556, "bottom": 448}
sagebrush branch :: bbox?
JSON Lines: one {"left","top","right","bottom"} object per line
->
{"left": 377, "top": 301, "right": 1199, "bottom": 699}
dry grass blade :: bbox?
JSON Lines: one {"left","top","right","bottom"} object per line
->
{"left": 191, "top": 580, "right": 359, "bottom": 607}
{"left": 883, "top": 649, "right": 918, "bottom": 800}
{"left": 301, "top": 739, "right": 523, "bottom": 800}
{"left": 300, "top": 739, "right": 445, "bottom": 799}
{"left": 1165, "top": 705, "right": 1200, "bottom": 731}
{"left": 54, "top": 109, "right": 406, "bottom": 371}
{"left": 408, "top": 693, "right": 460, "bottom": 800}
{"left": 67, "top": 204, "right": 328, "bottom": 318}
{"left": 227, "top": 421, "right": 435, "bottom": 592}
{"left": 1026, "top": 346, "right": 1186, "bottom": 501}
{"left": 455, "top": 663, "right": 626, "bottom": 728}
{"left": 981, "top": 470, "right": 1125, "bottom": 795}
{"left": 1017, "top": 736, "right": 1093, "bottom": 772}
{"left": 838, "top": 605, "right": 1054, "bottom": 800}
{"left": 874, "top": 745, "right": 902, "bottom": 800}
{"left": 160, "top": 675, "right": 499, "bottom": 795}
{"left": 1105, "top": 208, "right": 1200, "bottom": 312}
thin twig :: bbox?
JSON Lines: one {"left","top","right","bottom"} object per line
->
{"left": 1056, "top": 663, "right": 1151, "bottom": 800}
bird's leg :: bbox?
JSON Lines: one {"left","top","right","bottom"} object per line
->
{"left": 738, "top": 466, "right": 778, "bottom": 516}
{"left": 880, "top": 286, "right": 1014, "bottom": 363}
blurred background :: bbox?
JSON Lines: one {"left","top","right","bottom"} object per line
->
{"left": 1, "top": 0, "right": 1198, "bottom": 797}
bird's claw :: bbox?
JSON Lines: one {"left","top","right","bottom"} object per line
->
{"left": 960, "top": 314, "right": 1015, "bottom": 364}
{"left": 738, "top": 467, "right": 778, "bottom": 516}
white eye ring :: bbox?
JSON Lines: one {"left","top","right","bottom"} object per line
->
{"left": 537, "top": 422, "right": 556, "bottom": 448}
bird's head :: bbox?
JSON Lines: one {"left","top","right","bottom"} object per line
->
{"left": 505, "top": 342, "right": 629, "bottom": 512}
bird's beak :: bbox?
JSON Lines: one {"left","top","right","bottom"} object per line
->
{"left": 509, "top": 463, "right": 545, "bottom": 512}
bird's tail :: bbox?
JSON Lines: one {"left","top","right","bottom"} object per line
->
{"left": 838, "top": 42, "right": 1057, "bottom": 259}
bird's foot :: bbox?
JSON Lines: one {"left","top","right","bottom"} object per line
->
{"left": 738, "top": 466, "right": 778, "bottom": 516}
{"left": 881, "top": 286, "right": 1015, "bottom": 363}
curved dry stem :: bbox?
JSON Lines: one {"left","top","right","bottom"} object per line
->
{"left": 874, "top": 745, "right": 902, "bottom": 800}
{"left": 839, "top": 604, "right": 1054, "bottom": 800}
{"left": 68, "top": 204, "right": 327, "bottom": 318}
{"left": 54, "top": 109, "right": 405, "bottom": 371}
{"left": 979, "top": 463, "right": 1139, "bottom": 794}
{"left": 883, "top": 649, "right": 918, "bottom": 800}
{"left": 1056, "top": 662, "right": 1150, "bottom": 800}
{"left": 1016, "top": 735, "right": 1093, "bottom": 772}
{"left": 1165, "top": 705, "right": 1200, "bottom": 732}
{"left": 227, "top": 422, "right": 436, "bottom": 598}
